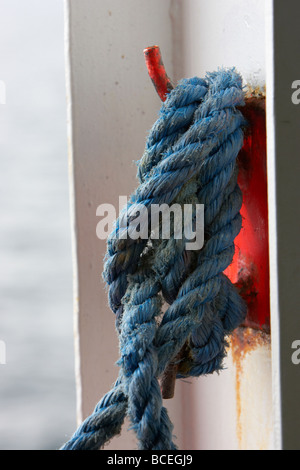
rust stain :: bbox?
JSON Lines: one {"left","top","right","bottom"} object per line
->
{"left": 229, "top": 327, "right": 271, "bottom": 449}
{"left": 245, "top": 84, "right": 266, "bottom": 99}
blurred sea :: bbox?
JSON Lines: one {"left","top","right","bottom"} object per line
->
{"left": 0, "top": 0, "right": 76, "bottom": 449}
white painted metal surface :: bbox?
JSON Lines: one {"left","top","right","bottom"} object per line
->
{"left": 173, "top": 0, "right": 274, "bottom": 451}
{"left": 265, "top": 0, "right": 282, "bottom": 451}
{"left": 65, "top": 0, "right": 276, "bottom": 450}
{"left": 64, "top": 0, "right": 183, "bottom": 450}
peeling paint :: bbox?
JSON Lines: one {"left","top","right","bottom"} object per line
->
{"left": 245, "top": 84, "right": 266, "bottom": 99}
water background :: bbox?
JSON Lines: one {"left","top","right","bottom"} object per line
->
{"left": 0, "top": 0, "right": 76, "bottom": 449}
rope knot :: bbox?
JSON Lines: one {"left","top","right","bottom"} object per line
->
{"left": 62, "top": 67, "right": 247, "bottom": 451}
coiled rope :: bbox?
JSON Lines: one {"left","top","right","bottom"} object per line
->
{"left": 61, "top": 67, "right": 247, "bottom": 451}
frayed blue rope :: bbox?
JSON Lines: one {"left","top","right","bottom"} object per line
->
{"left": 61, "top": 67, "right": 247, "bottom": 451}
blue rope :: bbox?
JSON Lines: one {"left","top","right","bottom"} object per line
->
{"left": 61, "top": 68, "right": 247, "bottom": 451}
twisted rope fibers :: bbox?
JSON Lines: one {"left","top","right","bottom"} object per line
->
{"left": 61, "top": 68, "right": 247, "bottom": 451}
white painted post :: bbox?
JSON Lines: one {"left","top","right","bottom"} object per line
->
{"left": 171, "top": 0, "right": 274, "bottom": 450}
{"left": 265, "top": 0, "right": 282, "bottom": 451}
{"left": 65, "top": 0, "right": 290, "bottom": 450}
{"left": 64, "top": 0, "right": 184, "bottom": 450}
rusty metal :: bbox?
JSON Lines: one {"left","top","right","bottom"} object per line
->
{"left": 230, "top": 326, "right": 271, "bottom": 448}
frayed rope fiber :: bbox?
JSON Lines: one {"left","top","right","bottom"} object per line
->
{"left": 61, "top": 68, "right": 247, "bottom": 451}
